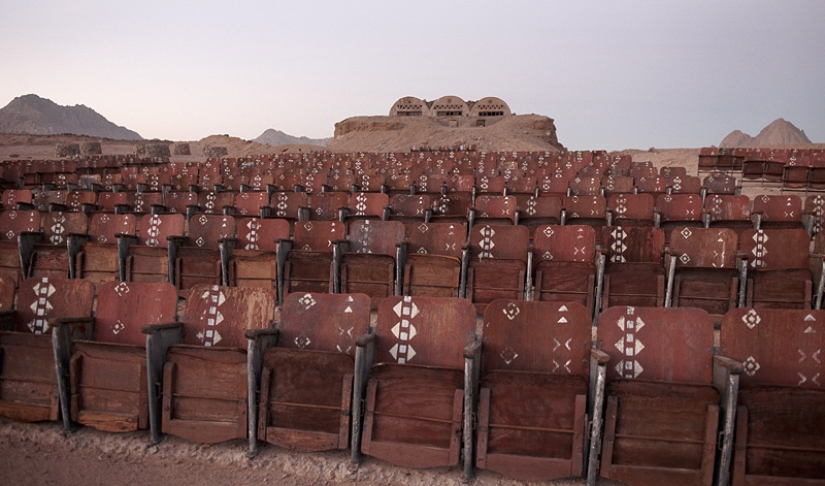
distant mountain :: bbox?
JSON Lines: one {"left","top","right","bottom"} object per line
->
{"left": 253, "top": 128, "right": 331, "bottom": 147}
{"left": 720, "top": 118, "right": 812, "bottom": 147}
{"left": 0, "top": 94, "right": 142, "bottom": 140}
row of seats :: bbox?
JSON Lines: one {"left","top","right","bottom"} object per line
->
{"left": 1, "top": 278, "right": 821, "bottom": 485}
{"left": 700, "top": 146, "right": 825, "bottom": 192}
{"left": 2, "top": 204, "right": 822, "bottom": 319}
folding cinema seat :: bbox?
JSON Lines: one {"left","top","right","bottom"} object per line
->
{"left": 561, "top": 195, "right": 608, "bottom": 246}
{"left": 355, "top": 172, "right": 386, "bottom": 193}
{"left": 268, "top": 191, "right": 309, "bottom": 230}
{"left": 170, "top": 213, "right": 235, "bottom": 295}
{"left": 466, "top": 224, "right": 530, "bottom": 313}
{"left": 64, "top": 190, "right": 98, "bottom": 215}
{"left": 532, "top": 225, "right": 600, "bottom": 316}
{"left": 469, "top": 195, "right": 517, "bottom": 228}
{"left": 600, "top": 226, "right": 666, "bottom": 312}
{"left": 654, "top": 193, "right": 704, "bottom": 245}
{"left": 514, "top": 194, "right": 562, "bottom": 238}
{"left": 537, "top": 173, "right": 572, "bottom": 197}
{"left": 667, "top": 175, "right": 702, "bottom": 195}
{"left": 593, "top": 306, "right": 734, "bottom": 486}
{"left": 340, "top": 192, "right": 389, "bottom": 226}
{"left": 782, "top": 153, "right": 813, "bottom": 192}
{"left": 127, "top": 190, "right": 165, "bottom": 215}
{"left": 69, "top": 212, "right": 137, "bottom": 286}
{"left": 666, "top": 227, "right": 742, "bottom": 322}
{"left": 143, "top": 285, "right": 276, "bottom": 444}
{"left": 600, "top": 175, "right": 634, "bottom": 196}
{"left": 629, "top": 163, "right": 656, "bottom": 181}
{"left": 21, "top": 210, "right": 88, "bottom": 280}
{"left": 719, "top": 309, "right": 825, "bottom": 486}
{"left": 476, "top": 300, "right": 605, "bottom": 481}
{"left": 659, "top": 166, "right": 687, "bottom": 183}
{"left": 283, "top": 220, "right": 345, "bottom": 297}
{"left": 233, "top": 190, "right": 269, "bottom": 218}
{"left": 703, "top": 194, "right": 754, "bottom": 237}
{"left": 339, "top": 220, "right": 405, "bottom": 308}
{"left": 307, "top": 191, "right": 348, "bottom": 221}
{"left": 1, "top": 189, "right": 33, "bottom": 210}
{"left": 402, "top": 222, "right": 467, "bottom": 298}
{"left": 163, "top": 191, "right": 199, "bottom": 220}
{"left": 94, "top": 191, "right": 130, "bottom": 214}
{"left": 352, "top": 296, "right": 479, "bottom": 477}
{"left": 503, "top": 174, "right": 536, "bottom": 195}
{"left": 634, "top": 174, "right": 667, "bottom": 199}
{"left": 739, "top": 228, "right": 817, "bottom": 309}
{"left": 118, "top": 212, "right": 186, "bottom": 285}
{"left": 384, "top": 172, "right": 416, "bottom": 197}
{"left": 194, "top": 190, "right": 234, "bottom": 216}
{"left": 228, "top": 217, "right": 290, "bottom": 297}
{"left": 606, "top": 193, "right": 655, "bottom": 227}
{"left": 0, "top": 277, "right": 94, "bottom": 422}
{"left": 0, "top": 209, "right": 40, "bottom": 287}
{"left": 54, "top": 281, "right": 178, "bottom": 433}
{"left": 429, "top": 191, "right": 473, "bottom": 225}
{"left": 702, "top": 172, "right": 740, "bottom": 196}
{"left": 803, "top": 194, "right": 825, "bottom": 237}
{"left": 250, "top": 292, "right": 370, "bottom": 454}
{"left": 568, "top": 176, "right": 601, "bottom": 197}
{"left": 475, "top": 175, "right": 505, "bottom": 195}
{"left": 32, "top": 189, "right": 67, "bottom": 212}
{"left": 385, "top": 194, "right": 431, "bottom": 224}
{"left": 326, "top": 169, "right": 358, "bottom": 193}
{"left": 751, "top": 194, "right": 804, "bottom": 230}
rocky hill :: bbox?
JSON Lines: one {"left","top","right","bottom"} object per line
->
{"left": 720, "top": 118, "right": 812, "bottom": 147}
{"left": 328, "top": 114, "right": 565, "bottom": 153}
{"left": 253, "top": 128, "right": 331, "bottom": 148}
{"left": 0, "top": 94, "right": 142, "bottom": 140}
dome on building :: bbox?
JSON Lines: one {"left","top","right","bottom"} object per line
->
{"left": 468, "top": 97, "right": 511, "bottom": 118}
{"left": 430, "top": 96, "right": 470, "bottom": 117}
{"left": 389, "top": 96, "right": 429, "bottom": 117}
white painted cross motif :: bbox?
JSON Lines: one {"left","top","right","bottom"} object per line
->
{"left": 28, "top": 277, "right": 55, "bottom": 334}
{"left": 389, "top": 296, "right": 419, "bottom": 364}
{"left": 614, "top": 308, "right": 645, "bottom": 379}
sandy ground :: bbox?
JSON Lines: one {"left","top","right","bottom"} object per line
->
{"left": 0, "top": 417, "right": 631, "bottom": 486}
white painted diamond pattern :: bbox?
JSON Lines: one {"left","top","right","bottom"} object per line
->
{"left": 502, "top": 302, "right": 520, "bottom": 320}
{"left": 680, "top": 227, "right": 693, "bottom": 239}
{"left": 28, "top": 277, "right": 56, "bottom": 334}
{"left": 112, "top": 320, "right": 126, "bottom": 334}
{"left": 390, "top": 296, "right": 419, "bottom": 364}
{"left": 114, "top": 282, "right": 130, "bottom": 296}
{"left": 615, "top": 310, "right": 645, "bottom": 378}
{"left": 743, "top": 356, "right": 760, "bottom": 377}
{"left": 479, "top": 226, "right": 496, "bottom": 259}
{"left": 299, "top": 293, "right": 316, "bottom": 309}
{"left": 751, "top": 230, "right": 768, "bottom": 268}
{"left": 294, "top": 334, "right": 311, "bottom": 349}
{"left": 500, "top": 346, "right": 518, "bottom": 365}
{"left": 680, "top": 253, "right": 691, "bottom": 264}
{"left": 542, "top": 226, "right": 555, "bottom": 238}
{"left": 743, "top": 309, "right": 761, "bottom": 329}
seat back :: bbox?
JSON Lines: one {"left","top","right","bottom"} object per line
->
{"left": 236, "top": 217, "right": 289, "bottom": 252}
{"left": 308, "top": 192, "right": 348, "bottom": 221}
{"left": 279, "top": 292, "right": 371, "bottom": 354}
{"left": 388, "top": 194, "right": 430, "bottom": 221}
{"left": 269, "top": 191, "right": 308, "bottom": 220}
{"left": 405, "top": 222, "right": 465, "bottom": 258}
{"left": 181, "top": 285, "right": 275, "bottom": 348}
{"left": 469, "top": 224, "right": 529, "bottom": 262}
{"left": 533, "top": 225, "right": 595, "bottom": 263}
{"left": 137, "top": 213, "right": 185, "bottom": 247}
{"left": 603, "top": 226, "right": 664, "bottom": 264}
{"left": 739, "top": 228, "right": 809, "bottom": 271}
{"left": 93, "top": 281, "right": 178, "bottom": 346}
{"left": 374, "top": 296, "right": 476, "bottom": 368}
{"left": 0, "top": 209, "right": 40, "bottom": 242}
{"left": 186, "top": 214, "right": 235, "bottom": 249}
{"left": 13, "top": 277, "right": 94, "bottom": 334}
{"left": 88, "top": 213, "right": 137, "bottom": 244}
{"left": 670, "top": 227, "right": 738, "bottom": 269}
{"left": 482, "top": 300, "right": 591, "bottom": 377}
{"left": 42, "top": 212, "right": 88, "bottom": 246}
{"left": 292, "top": 220, "right": 346, "bottom": 252}
{"left": 234, "top": 191, "right": 269, "bottom": 217}
{"left": 473, "top": 195, "right": 517, "bottom": 224}
{"left": 347, "top": 220, "right": 404, "bottom": 256}
{"left": 597, "top": 306, "right": 713, "bottom": 384}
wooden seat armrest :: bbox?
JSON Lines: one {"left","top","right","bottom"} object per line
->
{"left": 141, "top": 322, "right": 183, "bottom": 334}
{"left": 714, "top": 355, "right": 744, "bottom": 374}
{"left": 463, "top": 339, "right": 482, "bottom": 360}
{"left": 591, "top": 349, "right": 610, "bottom": 364}
{"left": 244, "top": 328, "right": 279, "bottom": 340}
{"left": 356, "top": 332, "right": 376, "bottom": 348}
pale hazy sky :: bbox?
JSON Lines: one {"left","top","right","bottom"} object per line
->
{"left": 1, "top": 1, "right": 823, "bottom": 150}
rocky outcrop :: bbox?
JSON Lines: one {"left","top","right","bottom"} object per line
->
{"left": 253, "top": 129, "right": 331, "bottom": 148}
{"left": 720, "top": 118, "right": 812, "bottom": 147}
{"left": 0, "top": 94, "right": 142, "bottom": 140}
